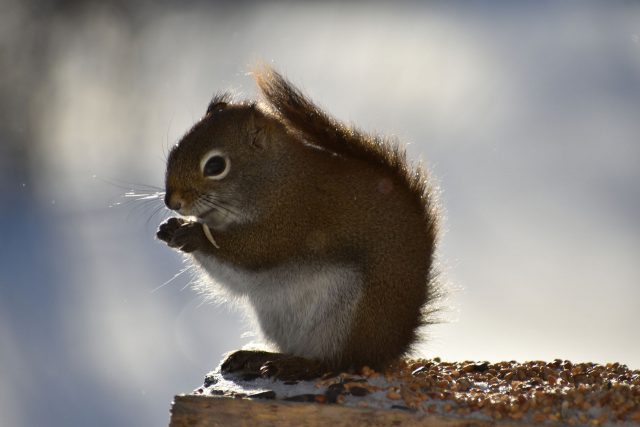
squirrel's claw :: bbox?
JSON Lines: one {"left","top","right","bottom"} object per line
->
{"left": 260, "top": 357, "right": 326, "bottom": 381}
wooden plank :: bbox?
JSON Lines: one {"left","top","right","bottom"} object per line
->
{"left": 170, "top": 395, "right": 526, "bottom": 427}
{"left": 169, "top": 359, "right": 640, "bottom": 426}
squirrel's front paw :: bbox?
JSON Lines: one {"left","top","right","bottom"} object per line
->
{"left": 156, "top": 217, "right": 185, "bottom": 243}
{"left": 156, "top": 217, "right": 209, "bottom": 253}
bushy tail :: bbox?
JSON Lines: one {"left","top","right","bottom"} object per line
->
{"left": 253, "top": 65, "right": 437, "bottom": 221}
{"left": 255, "top": 66, "right": 402, "bottom": 165}
{"left": 254, "top": 65, "right": 443, "bottom": 332}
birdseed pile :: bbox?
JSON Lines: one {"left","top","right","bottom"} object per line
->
{"left": 197, "top": 358, "right": 640, "bottom": 426}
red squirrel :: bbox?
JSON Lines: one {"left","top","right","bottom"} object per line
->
{"left": 157, "top": 66, "right": 440, "bottom": 379}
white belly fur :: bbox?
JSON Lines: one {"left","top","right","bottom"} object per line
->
{"left": 191, "top": 252, "right": 363, "bottom": 361}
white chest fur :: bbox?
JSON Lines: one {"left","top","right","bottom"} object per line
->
{"left": 192, "top": 252, "right": 363, "bottom": 361}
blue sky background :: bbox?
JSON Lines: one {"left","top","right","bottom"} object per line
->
{"left": 1, "top": 1, "right": 639, "bottom": 426}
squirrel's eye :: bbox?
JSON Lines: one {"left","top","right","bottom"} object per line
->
{"left": 202, "top": 153, "right": 230, "bottom": 179}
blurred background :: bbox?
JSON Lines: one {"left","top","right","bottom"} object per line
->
{"left": 1, "top": 1, "right": 639, "bottom": 426}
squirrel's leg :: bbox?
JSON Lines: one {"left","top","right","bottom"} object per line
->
{"left": 340, "top": 265, "right": 427, "bottom": 370}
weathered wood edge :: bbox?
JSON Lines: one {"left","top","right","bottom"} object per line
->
{"left": 169, "top": 394, "right": 537, "bottom": 427}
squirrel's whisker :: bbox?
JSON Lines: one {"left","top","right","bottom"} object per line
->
{"left": 200, "top": 195, "right": 240, "bottom": 216}
{"left": 151, "top": 265, "right": 196, "bottom": 293}
{"left": 146, "top": 204, "right": 170, "bottom": 226}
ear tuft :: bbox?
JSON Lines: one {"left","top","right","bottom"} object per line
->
{"left": 206, "top": 92, "right": 232, "bottom": 116}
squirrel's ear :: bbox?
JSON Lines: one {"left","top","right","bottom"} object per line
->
{"left": 248, "top": 105, "right": 268, "bottom": 149}
{"left": 206, "top": 101, "right": 227, "bottom": 115}
{"left": 206, "top": 93, "right": 231, "bottom": 116}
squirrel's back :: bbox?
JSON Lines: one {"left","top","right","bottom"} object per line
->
{"left": 254, "top": 66, "right": 441, "bottom": 366}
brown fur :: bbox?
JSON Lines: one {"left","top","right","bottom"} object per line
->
{"left": 161, "top": 65, "right": 440, "bottom": 370}
{"left": 253, "top": 67, "right": 440, "bottom": 366}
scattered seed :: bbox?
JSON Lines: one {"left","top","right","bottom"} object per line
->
{"left": 386, "top": 391, "right": 402, "bottom": 400}
{"left": 206, "top": 357, "right": 640, "bottom": 424}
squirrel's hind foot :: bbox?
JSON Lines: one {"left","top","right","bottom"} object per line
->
{"left": 220, "top": 350, "right": 326, "bottom": 381}
{"left": 260, "top": 356, "right": 327, "bottom": 381}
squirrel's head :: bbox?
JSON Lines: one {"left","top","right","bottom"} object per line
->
{"left": 164, "top": 95, "right": 287, "bottom": 229}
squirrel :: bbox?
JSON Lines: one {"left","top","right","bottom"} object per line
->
{"left": 156, "top": 65, "right": 440, "bottom": 380}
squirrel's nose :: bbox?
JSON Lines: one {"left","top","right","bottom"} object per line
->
{"left": 164, "top": 191, "right": 183, "bottom": 211}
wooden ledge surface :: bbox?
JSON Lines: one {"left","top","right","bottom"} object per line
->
{"left": 169, "top": 358, "right": 640, "bottom": 426}
{"left": 170, "top": 394, "right": 525, "bottom": 427}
